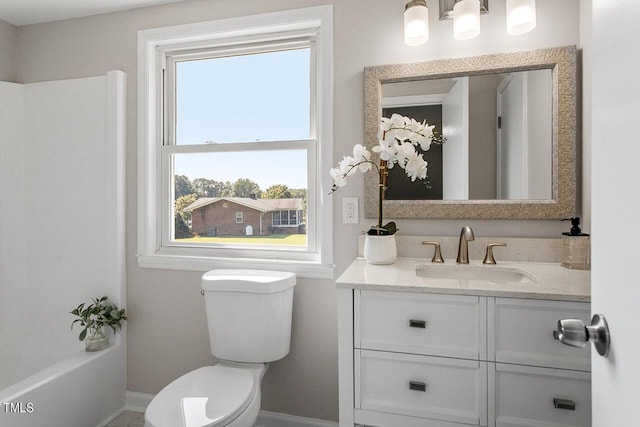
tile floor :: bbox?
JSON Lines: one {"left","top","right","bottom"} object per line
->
{"left": 104, "top": 411, "right": 145, "bottom": 427}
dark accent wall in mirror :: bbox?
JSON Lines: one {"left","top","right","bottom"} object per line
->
{"left": 384, "top": 104, "right": 444, "bottom": 201}
{"left": 364, "top": 46, "right": 577, "bottom": 219}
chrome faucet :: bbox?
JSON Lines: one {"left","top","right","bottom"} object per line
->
{"left": 456, "top": 226, "right": 475, "bottom": 264}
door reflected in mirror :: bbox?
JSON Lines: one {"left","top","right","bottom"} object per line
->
{"left": 382, "top": 69, "right": 552, "bottom": 201}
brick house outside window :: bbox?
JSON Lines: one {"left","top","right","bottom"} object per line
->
{"left": 185, "top": 197, "right": 304, "bottom": 237}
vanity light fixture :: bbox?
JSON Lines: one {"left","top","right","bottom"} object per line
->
{"left": 506, "top": 0, "right": 536, "bottom": 35}
{"left": 436, "top": 0, "right": 536, "bottom": 41}
{"left": 453, "top": 0, "right": 481, "bottom": 40}
{"left": 404, "top": 0, "right": 430, "bottom": 46}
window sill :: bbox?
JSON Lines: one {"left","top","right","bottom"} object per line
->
{"left": 137, "top": 253, "right": 335, "bottom": 279}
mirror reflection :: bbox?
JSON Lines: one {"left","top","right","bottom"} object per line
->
{"left": 383, "top": 69, "right": 552, "bottom": 201}
{"left": 363, "top": 46, "right": 577, "bottom": 219}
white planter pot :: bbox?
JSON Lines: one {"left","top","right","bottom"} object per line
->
{"left": 364, "top": 234, "right": 397, "bottom": 265}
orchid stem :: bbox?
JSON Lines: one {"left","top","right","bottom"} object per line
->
{"left": 378, "top": 160, "right": 388, "bottom": 235}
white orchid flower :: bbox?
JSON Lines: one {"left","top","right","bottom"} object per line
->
{"left": 330, "top": 144, "right": 376, "bottom": 189}
{"left": 352, "top": 144, "right": 372, "bottom": 172}
{"left": 372, "top": 140, "right": 396, "bottom": 163}
{"left": 404, "top": 151, "right": 428, "bottom": 181}
{"left": 417, "top": 124, "right": 436, "bottom": 151}
{"left": 390, "top": 113, "right": 406, "bottom": 127}
{"left": 379, "top": 113, "right": 437, "bottom": 151}
{"left": 394, "top": 141, "right": 417, "bottom": 168}
{"left": 378, "top": 115, "right": 399, "bottom": 141}
{"left": 330, "top": 113, "right": 441, "bottom": 234}
{"left": 330, "top": 167, "right": 348, "bottom": 187}
{"left": 338, "top": 156, "right": 356, "bottom": 176}
{"left": 379, "top": 116, "right": 392, "bottom": 132}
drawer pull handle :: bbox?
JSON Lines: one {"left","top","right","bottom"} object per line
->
{"left": 409, "top": 319, "right": 427, "bottom": 328}
{"left": 409, "top": 381, "right": 427, "bottom": 392}
{"left": 553, "top": 398, "right": 576, "bottom": 411}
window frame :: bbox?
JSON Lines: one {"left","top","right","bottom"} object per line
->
{"left": 137, "top": 6, "right": 334, "bottom": 279}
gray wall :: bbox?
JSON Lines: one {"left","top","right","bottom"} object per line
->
{"left": 0, "top": 20, "right": 16, "bottom": 81}
{"left": 9, "top": 0, "right": 582, "bottom": 421}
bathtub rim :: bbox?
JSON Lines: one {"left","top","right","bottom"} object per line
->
{"left": 0, "top": 340, "right": 122, "bottom": 403}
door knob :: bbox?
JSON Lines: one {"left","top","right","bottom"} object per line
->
{"left": 553, "top": 314, "right": 610, "bottom": 357}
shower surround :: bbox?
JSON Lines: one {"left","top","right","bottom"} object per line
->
{"left": 0, "top": 71, "right": 126, "bottom": 427}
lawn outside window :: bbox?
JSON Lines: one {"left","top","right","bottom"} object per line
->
{"left": 137, "top": 6, "right": 334, "bottom": 278}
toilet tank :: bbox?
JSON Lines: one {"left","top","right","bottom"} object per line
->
{"left": 202, "top": 269, "right": 296, "bottom": 363}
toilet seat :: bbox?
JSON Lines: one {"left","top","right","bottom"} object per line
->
{"left": 145, "top": 365, "right": 257, "bottom": 427}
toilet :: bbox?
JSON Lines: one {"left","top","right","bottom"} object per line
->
{"left": 144, "top": 269, "right": 296, "bottom": 427}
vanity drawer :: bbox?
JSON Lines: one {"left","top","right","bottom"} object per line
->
{"left": 356, "top": 349, "right": 488, "bottom": 426}
{"left": 489, "top": 298, "right": 591, "bottom": 371}
{"left": 355, "top": 290, "right": 486, "bottom": 360}
{"left": 490, "top": 363, "right": 591, "bottom": 427}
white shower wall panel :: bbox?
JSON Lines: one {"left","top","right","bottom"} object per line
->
{"left": 22, "top": 74, "right": 121, "bottom": 339}
{"left": 0, "top": 81, "right": 26, "bottom": 341}
{"left": 0, "top": 71, "right": 126, "bottom": 426}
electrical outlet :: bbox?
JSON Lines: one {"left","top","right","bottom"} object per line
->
{"left": 343, "top": 197, "right": 358, "bottom": 224}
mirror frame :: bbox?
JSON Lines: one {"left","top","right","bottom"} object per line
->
{"left": 364, "top": 45, "right": 577, "bottom": 219}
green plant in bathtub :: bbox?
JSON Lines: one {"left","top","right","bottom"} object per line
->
{"left": 70, "top": 296, "right": 127, "bottom": 352}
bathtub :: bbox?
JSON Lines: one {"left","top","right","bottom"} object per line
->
{"left": 0, "top": 335, "right": 126, "bottom": 427}
{"left": 0, "top": 334, "right": 82, "bottom": 391}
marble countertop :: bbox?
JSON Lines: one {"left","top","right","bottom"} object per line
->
{"left": 336, "top": 257, "right": 590, "bottom": 302}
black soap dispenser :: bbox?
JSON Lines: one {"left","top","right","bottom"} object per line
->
{"left": 561, "top": 217, "right": 590, "bottom": 270}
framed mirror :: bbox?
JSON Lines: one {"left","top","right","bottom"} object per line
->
{"left": 364, "top": 46, "right": 577, "bottom": 219}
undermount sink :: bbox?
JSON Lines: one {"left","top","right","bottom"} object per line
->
{"left": 415, "top": 264, "right": 537, "bottom": 284}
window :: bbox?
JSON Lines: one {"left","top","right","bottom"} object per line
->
{"left": 138, "top": 6, "right": 334, "bottom": 278}
{"left": 272, "top": 210, "right": 301, "bottom": 227}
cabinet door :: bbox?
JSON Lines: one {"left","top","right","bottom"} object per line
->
{"left": 355, "top": 291, "right": 486, "bottom": 360}
{"left": 356, "top": 350, "right": 488, "bottom": 426}
{"left": 489, "top": 298, "right": 591, "bottom": 371}
{"left": 489, "top": 363, "right": 591, "bottom": 427}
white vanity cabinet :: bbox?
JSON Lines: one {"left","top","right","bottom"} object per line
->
{"left": 488, "top": 298, "right": 591, "bottom": 427}
{"left": 355, "top": 291, "right": 488, "bottom": 426}
{"left": 337, "top": 288, "right": 591, "bottom": 427}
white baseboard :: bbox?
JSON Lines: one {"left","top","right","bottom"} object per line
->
{"left": 125, "top": 390, "right": 154, "bottom": 413}
{"left": 257, "top": 410, "right": 338, "bottom": 427}
{"left": 124, "top": 391, "right": 337, "bottom": 427}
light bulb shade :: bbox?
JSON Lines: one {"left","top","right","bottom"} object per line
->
{"left": 453, "top": 0, "right": 480, "bottom": 41}
{"left": 506, "top": 0, "right": 536, "bottom": 35}
{"left": 404, "top": 0, "right": 429, "bottom": 46}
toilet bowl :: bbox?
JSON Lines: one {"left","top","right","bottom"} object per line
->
{"left": 144, "top": 270, "right": 296, "bottom": 427}
{"left": 144, "top": 362, "right": 267, "bottom": 427}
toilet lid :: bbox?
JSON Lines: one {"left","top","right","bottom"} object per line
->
{"left": 145, "top": 366, "right": 256, "bottom": 427}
